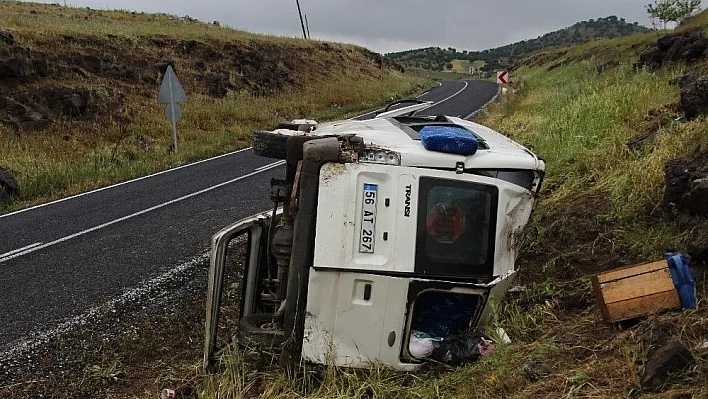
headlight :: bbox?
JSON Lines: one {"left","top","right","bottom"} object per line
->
{"left": 359, "top": 150, "right": 401, "bottom": 165}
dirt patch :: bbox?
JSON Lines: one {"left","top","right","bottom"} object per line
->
{"left": 1, "top": 85, "right": 118, "bottom": 132}
{"left": 517, "top": 193, "right": 635, "bottom": 283}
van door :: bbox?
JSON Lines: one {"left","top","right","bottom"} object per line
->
{"left": 203, "top": 211, "right": 274, "bottom": 373}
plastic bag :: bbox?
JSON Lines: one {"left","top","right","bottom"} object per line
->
{"left": 408, "top": 330, "right": 443, "bottom": 359}
{"left": 431, "top": 330, "right": 489, "bottom": 366}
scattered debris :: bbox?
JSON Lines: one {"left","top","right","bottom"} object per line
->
{"left": 592, "top": 260, "right": 682, "bottom": 322}
{"left": 665, "top": 253, "right": 697, "bottom": 309}
{"left": 161, "top": 388, "right": 176, "bottom": 399}
{"left": 593, "top": 254, "right": 697, "bottom": 323}
{"left": 641, "top": 338, "right": 694, "bottom": 389}
{"left": 408, "top": 330, "right": 442, "bottom": 358}
{"left": 507, "top": 285, "right": 527, "bottom": 293}
{"left": 496, "top": 327, "right": 512, "bottom": 344}
{"left": 430, "top": 331, "right": 491, "bottom": 366}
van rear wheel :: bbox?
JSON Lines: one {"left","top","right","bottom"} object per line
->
{"left": 237, "top": 313, "right": 286, "bottom": 350}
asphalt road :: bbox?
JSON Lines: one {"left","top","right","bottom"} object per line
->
{"left": 0, "top": 79, "right": 499, "bottom": 351}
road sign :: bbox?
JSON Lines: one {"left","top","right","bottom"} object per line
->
{"left": 157, "top": 65, "right": 187, "bottom": 153}
{"left": 497, "top": 70, "right": 509, "bottom": 85}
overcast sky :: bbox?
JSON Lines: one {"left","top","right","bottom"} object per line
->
{"left": 29, "top": 0, "right": 654, "bottom": 53}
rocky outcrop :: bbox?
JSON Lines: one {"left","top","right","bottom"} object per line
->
{"left": 678, "top": 75, "right": 708, "bottom": 120}
{"left": 0, "top": 168, "right": 19, "bottom": 201}
{"left": 664, "top": 158, "right": 708, "bottom": 216}
{"left": 641, "top": 339, "right": 694, "bottom": 389}
{"left": 638, "top": 28, "right": 708, "bottom": 70}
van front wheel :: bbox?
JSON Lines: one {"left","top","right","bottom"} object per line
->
{"left": 237, "top": 313, "right": 286, "bottom": 350}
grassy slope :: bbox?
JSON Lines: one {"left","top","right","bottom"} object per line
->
{"left": 197, "top": 13, "right": 708, "bottom": 399}
{"left": 0, "top": 1, "right": 427, "bottom": 211}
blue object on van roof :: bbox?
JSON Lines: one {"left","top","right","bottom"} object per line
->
{"left": 665, "top": 253, "right": 696, "bottom": 309}
{"left": 420, "top": 125, "right": 479, "bottom": 156}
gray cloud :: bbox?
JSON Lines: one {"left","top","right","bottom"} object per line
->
{"left": 30, "top": 0, "right": 654, "bottom": 52}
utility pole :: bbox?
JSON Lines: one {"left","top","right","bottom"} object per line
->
{"left": 295, "top": 0, "right": 307, "bottom": 39}
{"left": 304, "top": 13, "right": 310, "bottom": 39}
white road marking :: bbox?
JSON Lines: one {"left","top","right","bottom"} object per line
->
{"left": 353, "top": 81, "right": 464, "bottom": 119}
{"left": 436, "top": 80, "right": 469, "bottom": 108}
{"left": 0, "top": 147, "right": 253, "bottom": 220}
{"left": 0, "top": 242, "right": 43, "bottom": 261}
{"left": 255, "top": 160, "right": 286, "bottom": 172}
{"left": 0, "top": 161, "right": 284, "bottom": 264}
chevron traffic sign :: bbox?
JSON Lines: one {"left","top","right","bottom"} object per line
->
{"left": 497, "top": 70, "right": 509, "bottom": 85}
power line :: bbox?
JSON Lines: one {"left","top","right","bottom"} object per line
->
{"left": 304, "top": 14, "right": 311, "bottom": 38}
{"left": 295, "top": 0, "right": 307, "bottom": 39}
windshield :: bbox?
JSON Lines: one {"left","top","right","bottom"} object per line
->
{"left": 415, "top": 177, "right": 498, "bottom": 278}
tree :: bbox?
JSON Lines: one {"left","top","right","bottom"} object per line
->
{"left": 674, "top": 0, "right": 702, "bottom": 22}
{"left": 647, "top": 0, "right": 676, "bottom": 29}
{"left": 646, "top": 0, "right": 702, "bottom": 29}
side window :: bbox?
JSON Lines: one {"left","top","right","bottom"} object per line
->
{"left": 473, "top": 170, "right": 535, "bottom": 190}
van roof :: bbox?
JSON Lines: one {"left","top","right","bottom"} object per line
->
{"left": 308, "top": 115, "right": 545, "bottom": 172}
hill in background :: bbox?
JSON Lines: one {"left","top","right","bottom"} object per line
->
{"left": 387, "top": 16, "right": 652, "bottom": 73}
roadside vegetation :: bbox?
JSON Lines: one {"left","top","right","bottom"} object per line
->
{"left": 0, "top": 1, "right": 428, "bottom": 212}
{"left": 2, "top": 2, "right": 707, "bottom": 399}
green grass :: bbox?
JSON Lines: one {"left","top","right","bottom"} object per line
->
{"left": 478, "top": 59, "right": 708, "bottom": 269}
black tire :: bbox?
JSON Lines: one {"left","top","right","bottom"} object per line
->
{"left": 237, "top": 313, "right": 286, "bottom": 350}
{"left": 252, "top": 130, "right": 289, "bottom": 159}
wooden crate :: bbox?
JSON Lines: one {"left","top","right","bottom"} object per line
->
{"left": 592, "top": 260, "right": 681, "bottom": 322}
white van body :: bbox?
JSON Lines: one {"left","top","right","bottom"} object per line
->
{"left": 203, "top": 102, "right": 544, "bottom": 372}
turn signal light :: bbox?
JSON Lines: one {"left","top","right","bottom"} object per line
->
{"left": 359, "top": 150, "right": 401, "bottom": 165}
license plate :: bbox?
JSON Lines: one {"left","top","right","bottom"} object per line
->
{"left": 359, "top": 183, "right": 378, "bottom": 253}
